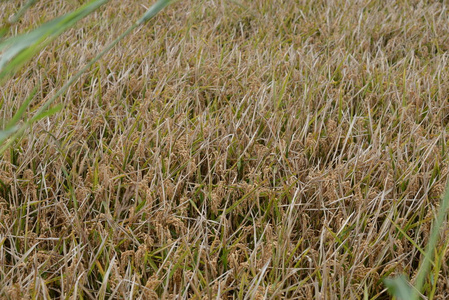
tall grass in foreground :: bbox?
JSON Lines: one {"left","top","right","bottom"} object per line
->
{"left": 0, "top": 3, "right": 172, "bottom": 296}
{"left": 385, "top": 179, "right": 449, "bottom": 299}
{"left": 0, "top": 0, "right": 109, "bottom": 149}
{"left": 0, "top": 0, "right": 173, "bottom": 154}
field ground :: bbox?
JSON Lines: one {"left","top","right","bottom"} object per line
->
{"left": 1, "top": 0, "right": 449, "bottom": 299}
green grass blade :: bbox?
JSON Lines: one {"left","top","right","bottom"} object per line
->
{"left": 0, "top": 126, "right": 18, "bottom": 145}
{"left": 413, "top": 181, "right": 449, "bottom": 298}
{"left": 0, "top": 0, "right": 175, "bottom": 156}
{"left": 5, "top": 87, "right": 38, "bottom": 128}
{"left": 0, "top": 0, "right": 109, "bottom": 82}
{"left": 138, "top": 0, "right": 174, "bottom": 24}
{"left": 0, "top": 87, "right": 37, "bottom": 145}
{"left": 30, "top": 104, "right": 63, "bottom": 122}
{"left": 384, "top": 275, "right": 414, "bottom": 300}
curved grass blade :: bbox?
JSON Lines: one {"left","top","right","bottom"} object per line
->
{"left": 0, "top": 0, "right": 109, "bottom": 82}
{"left": 0, "top": 87, "right": 37, "bottom": 145}
{"left": 138, "top": 0, "right": 174, "bottom": 24}
{"left": 384, "top": 275, "right": 414, "bottom": 300}
{"left": 0, "top": 0, "right": 175, "bottom": 155}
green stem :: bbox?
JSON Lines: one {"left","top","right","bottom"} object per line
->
{"left": 0, "top": 0, "right": 174, "bottom": 155}
{"left": 413, "top": 180, "right": 449, "bottom": 299}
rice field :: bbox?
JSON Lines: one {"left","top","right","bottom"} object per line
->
{"left": 1, "top": 0, "right": 449, "bottom": 299}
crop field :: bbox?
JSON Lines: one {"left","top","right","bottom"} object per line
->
{"left": 1, "top": 0, "right": 449, "bottom": 299}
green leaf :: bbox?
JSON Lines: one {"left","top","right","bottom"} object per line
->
{"left": 6, "top": 87, "right": 38, "bottom": 128}
{"left": 0, "top": 126, "right": 19, "bottom": 145}
{"left": 0, "top": 0, "right": 176, "bottom": 157}
{"left": 138, "top": 0, "right": 173, "bottom": 24}
{"left": 0, "top": 0, "right": 109, "bottom": 81}
{"left": 384, "top": 275, "right": 414, "bottom": 300}
{"left": 30, "top": 104, "right": 63, "bottom": 122}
